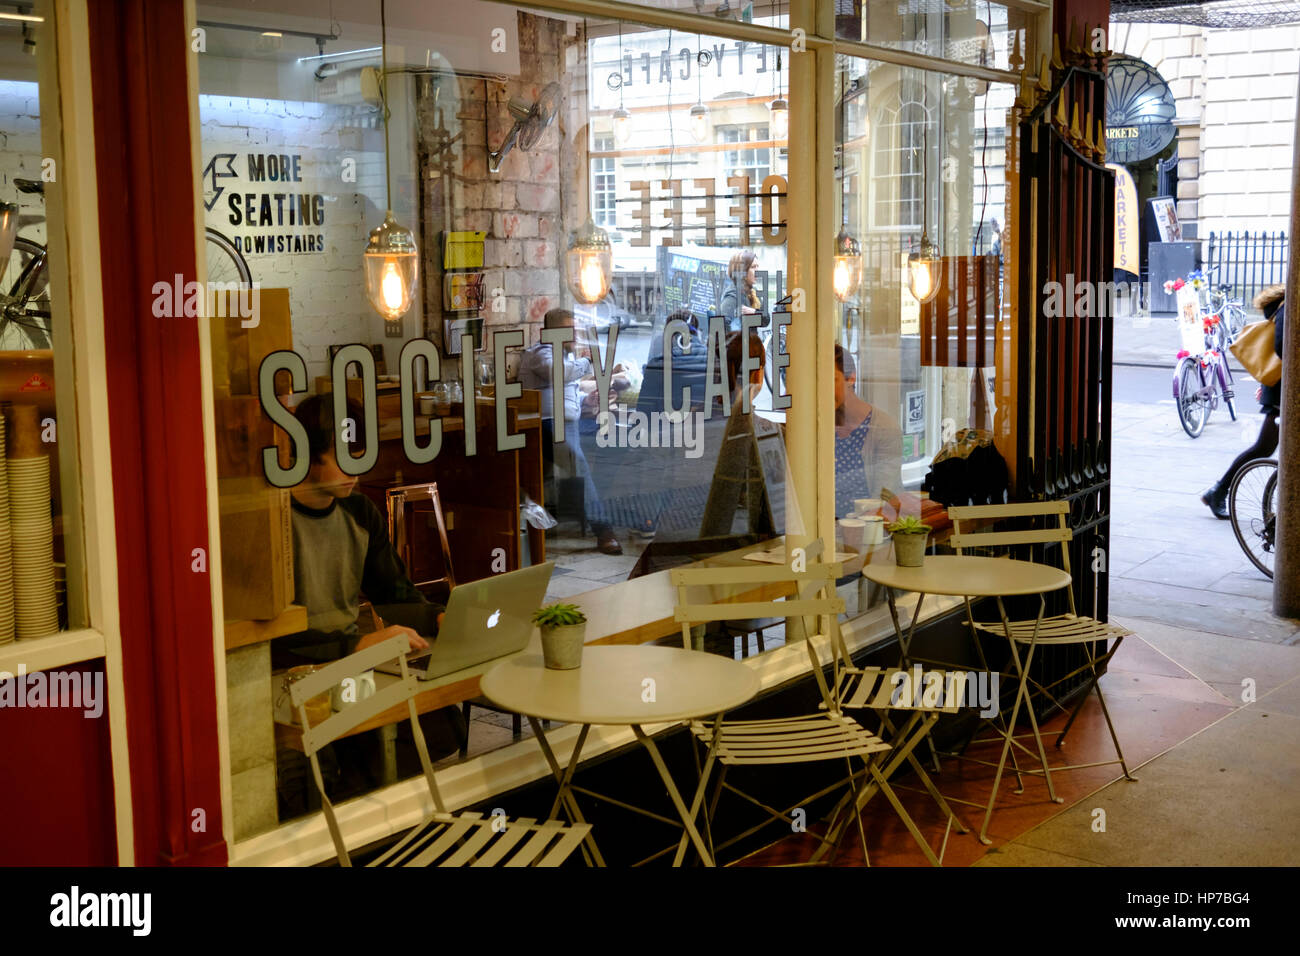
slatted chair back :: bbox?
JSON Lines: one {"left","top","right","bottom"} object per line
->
{"left": 839, "top": 666, "right": 969, "bottom": 715}
{"left": 947, "top": 500, "right": 1077, "bottom": 616}
{"left": 289, "top": 636, "right": 444, "bottom": 865}
{"left": 671, "top": 539, "right": 847, "bottom": 711}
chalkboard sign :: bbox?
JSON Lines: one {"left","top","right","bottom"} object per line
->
{"left": 659, "top": 249, "right": 727, "bottom": 317}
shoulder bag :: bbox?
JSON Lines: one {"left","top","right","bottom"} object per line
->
{"left": 1230, "top": 319, "right": 1282, "bottom": 387}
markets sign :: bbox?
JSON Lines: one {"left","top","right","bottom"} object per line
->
{"left": 1104, "top": 56, "right": 1176, "bottom": 164}
{"left": 202, "top": 152, "right": 326, "bottom": 255}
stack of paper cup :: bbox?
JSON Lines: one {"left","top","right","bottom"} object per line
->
{"left": 8, "top": 452, "right": 58, "bottom": 639}
{"left": 0, "top": 414, "right": 12, "bottom": 644}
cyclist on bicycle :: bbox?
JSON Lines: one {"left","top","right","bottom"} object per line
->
{"left": 1201, "top": 285, "right": 1285, "bottom": 518}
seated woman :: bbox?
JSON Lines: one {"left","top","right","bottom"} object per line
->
{"left": 834, "top": 344, "right": 902, "bottom": 517}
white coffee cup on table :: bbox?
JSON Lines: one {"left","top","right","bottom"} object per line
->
{"left": 855, "top": 497, "right": 883, "bottom": 516}
{"left": 838, "top": 517, "right": 867, "bottom": 553}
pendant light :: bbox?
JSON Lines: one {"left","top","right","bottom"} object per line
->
{"left": 832, "top": 228, "right": 862, "bottom": 303}
{"left": 612, "top": 22, "right": 632, "bottom": 145}
{"left": 689, "top": 45, "right": 709, "bottom": 142}
{"left": 363, "top": 0, "right": 418, "bottom": 320}
{"left": 769, "top": 3, "right": 787, "bottom": 141}
{"left": 907, "top": 81, "right": 941, "bottom": 305}
{"left": 566, "top": 20, "right": 612, "bottom": 305}
{"left": 566, "top": 217, "right": 612, "bottom": 304}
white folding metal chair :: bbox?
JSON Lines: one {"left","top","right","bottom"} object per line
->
{"left": 670, "top": 540, "right": 890, "bottom": 865}
{"left": 947, "top": 500, "right": 1137, "bottom": 844}
{"left": 290, "top": 635, "right": 591, "bottom": 867}
{"left": 822, "top": 664, "right": 972, "bottom": 865}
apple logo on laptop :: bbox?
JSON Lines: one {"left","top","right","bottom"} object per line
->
{"left": 486, "top": 609, "right": 501, "bottom": 629}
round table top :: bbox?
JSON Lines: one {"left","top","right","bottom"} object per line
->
{"left": 861, "top": 554, "right": 1072, "bottom": 597}
{"left": 480, "top": 645, "right": 761, "bottom": 725}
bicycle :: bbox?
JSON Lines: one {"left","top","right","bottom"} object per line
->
{"left": 1207, "top": 281, "right": 1247, "bottom": 344}
{"left": 1172, "top": 311, "right": 1236, "bottom": 438}
{"left": 1, "top": 178, "right": 252, "bottom": 350}
{"left": 1228, "top": 457, "right": 1277, "bottom": 579}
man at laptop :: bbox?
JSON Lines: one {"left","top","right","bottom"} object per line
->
{"left": 274, "top": 395, "right": 460, "bottom": 814}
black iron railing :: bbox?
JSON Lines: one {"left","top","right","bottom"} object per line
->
{"left": 1206, "top": 230, "right": 1289, "bottom": 307}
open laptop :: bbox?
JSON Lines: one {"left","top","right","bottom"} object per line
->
{"left": 376, "top": 562, "right": 555, "bottom": 681}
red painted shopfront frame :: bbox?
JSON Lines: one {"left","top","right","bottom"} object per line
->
{"left": 88, "top": 0, "right": 226, "bottom": 866}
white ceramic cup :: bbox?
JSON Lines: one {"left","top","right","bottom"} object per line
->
{"left": 838, "top": 517, "right": 867, "bottom": 553}
{"left": 855, "top": 497, "right": 883, "bottom": 516}
{"left": 862, "top": 515, "right": 886, "bottom": 546}
{"left": 419, "top": 395, "right": 436, "bottom": 416}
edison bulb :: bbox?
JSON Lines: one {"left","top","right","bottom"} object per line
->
{"left": 908, "top": 260, "right": 935, "bottom": 303}
{"left": 381, "top": 259, "right": 404, "bottom": 311}
{"left": 688, "top": 104, "right": 710, "bottom": 143}
{"left": 613, "top": 107, "right": 632, "bottom": 145}
{"left": 578, "top": 254, "right": 606, "bottom": 303}
{"left": 769, "top": 98, "right": 788, "bottom": 141}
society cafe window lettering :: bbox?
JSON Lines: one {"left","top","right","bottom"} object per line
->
{"left": 202, "top": 151, "right": 326, "bottom": 255}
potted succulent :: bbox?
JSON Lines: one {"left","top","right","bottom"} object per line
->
{"left": 886, "top": 515, "right": 932, "bottom": 567}
{"left": 533, "top": 602, "right": 587, "bottom": 670}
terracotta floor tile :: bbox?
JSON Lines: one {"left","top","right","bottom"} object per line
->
{"left": 734, "top": 637, "right": 1236, "bottom": 867}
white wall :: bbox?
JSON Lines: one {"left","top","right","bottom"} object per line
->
{"left": 0, "top": 80, "right": 46, "bottom": 248}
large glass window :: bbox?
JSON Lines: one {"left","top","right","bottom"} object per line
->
{"left": 199, "top": 0, "right": 797, "bottom": 841}
{"left": 0, "top": 1, "right": 87, "bottom": 642}
{"left": 835, "top": 52, "right": 1013, "bottom": 526}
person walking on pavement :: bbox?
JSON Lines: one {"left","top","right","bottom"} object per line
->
{"left": 1201, "top": 284, "right": 1285, "bottom": 518}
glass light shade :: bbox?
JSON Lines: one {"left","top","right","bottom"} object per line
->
{"left": 363, "top": 211, "right": 419, "bottom": 319}
{"left": 769, "top": 97, "right": 788, "bottom": 141}
{"left": 566, "top": 218, "right": 612, "bottom": 305}
{"left": 613, "top": 107, "right": 632, "bottom": 145}
{"left": 832, "top": 227, "right": 863, "bottom": 302}
{"left": 907, "top": 235, "right": 941, "bottom": 304}
{"left": 688, "top": 103, "right": 710, "bottom": 143}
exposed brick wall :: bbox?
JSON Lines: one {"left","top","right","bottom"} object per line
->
{"left": 418, "top": 12, "right": 572, "bottom": 362}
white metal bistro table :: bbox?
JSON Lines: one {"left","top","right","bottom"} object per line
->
{"left": 862, "top": 555, "right": 1073, "bottom": 843}
{"left": 480, "top": 645, "right": 761, "bottom": 867}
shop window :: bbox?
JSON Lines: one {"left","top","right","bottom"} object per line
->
{"left": 0, "top": 8, "right": 87, "bottom": 641}
{"left": 836, "top": 57, "right": 1013, "bottom": 538}
{"left": 197, "top": 1, "right": 796, "bottom": 842}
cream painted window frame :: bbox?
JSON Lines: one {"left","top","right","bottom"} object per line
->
{"left": 0, "top": 0, "right": 135, "bottom": 864}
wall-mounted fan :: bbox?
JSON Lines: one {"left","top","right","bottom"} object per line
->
{"left": 488, "top": 82, "right": 561, "bottom": 173}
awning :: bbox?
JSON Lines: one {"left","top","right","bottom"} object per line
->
{"left": 1111, "top": 0, "right": 1300, "bottom": 28}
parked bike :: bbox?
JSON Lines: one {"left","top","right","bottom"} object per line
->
{"left": 1229, "top": 457, "right": 1277, "bottom": 579}
{"left": 1, "top": 178, "right": 252, "bottom": 351}
{"left": 1172, "top": 311, "right": 1236, "bottom": 438}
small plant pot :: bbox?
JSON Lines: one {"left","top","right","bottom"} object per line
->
{"left": 892, "top": 532, "right": 929, "bottom": 568}
{"left": 540, "top": 623, "right": 586, "bottom": 670}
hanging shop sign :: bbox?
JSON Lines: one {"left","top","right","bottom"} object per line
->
{"left": 1104, "top": 56, "right": 1176, "bottom": 164}
{"left": 202, "top": 151, "right": 327, "bottom": 256}
{"left": 1108, "top": 163, "right": 1139, "bottom": 277}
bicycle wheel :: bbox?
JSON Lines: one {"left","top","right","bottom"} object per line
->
{"left": 205, "top": 228, "right": 253, "bottom": 285}
{"left": 0, "top": 236, "right": 52, "bottom": 350}
{"left": 1176, "top": 359, "right": 1207, "bottom": 438}
{"left": 1229, "top": 458, "right": 1277, "bottom": 579}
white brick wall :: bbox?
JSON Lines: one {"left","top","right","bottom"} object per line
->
{"left": 200, "top": 94, "right": 406, "bottom": 384}
{"left": 0, "top": 80, "right": 47, "bottom": 247}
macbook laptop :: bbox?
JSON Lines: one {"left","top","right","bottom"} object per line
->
{"left": 376, "top": 561, "right": 555, "bottom": 681}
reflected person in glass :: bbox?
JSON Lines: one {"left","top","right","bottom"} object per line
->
{"left": 834, "top": 344, "right": 902, "bottom": 517}
{"left": 518, "top": 307, "right": 624, "bottom": 555}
